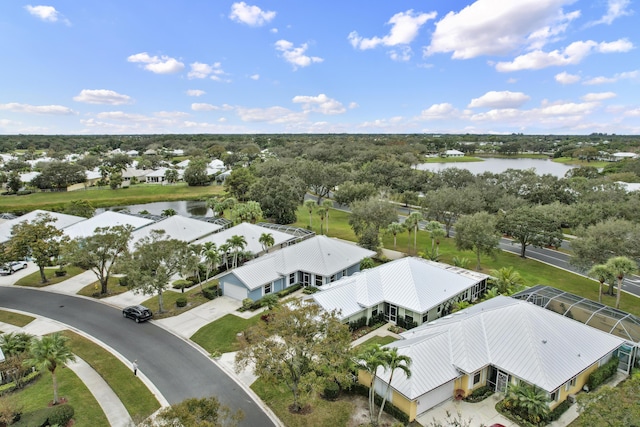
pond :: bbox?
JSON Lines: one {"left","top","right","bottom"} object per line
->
{"left": 415, "top": 157, "right": 576, "bottom": 177}
{"left": 97, "top": 200, "right": 212, "bottom": 217}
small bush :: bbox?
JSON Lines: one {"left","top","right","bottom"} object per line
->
{"left": 54, "top": 270, "right": 67, "bottom": 277}
{"left": 172, "top": 279, "right": 192, "bottom": 290}
{"left": 47, "top": 404, "right": 74, "bottom": 426}
{"left": 0, "top": 371, "right": 40, "bottom": 396}
{"left": 348, "top": 317, "right": 367, "bottom": 332}
{"left": 464, "top": 385, "right": 493, "bottom": 402}
{"left": 587, "top": 356, "right": 619, "bottom": 390}
{"left": 302, "top": 286, "right": 319, "bottom": 295}
{"left": 16, "top": 190, "right": 32, "bottom": 196}
{"left": 202, "top": 286, "right": 218, "bottom": 300}
{"left": 276, "top": 283, "right": 302, "bottom": 297}
{"left": 185, "top": 276, "right": 200, "bottom": 286}
{"left": 242, "top": 298, "right": 253, "bottom": 310}
{"left": 176, "top": 297, "right": 187, "bottom": 308}
{"left": 323, "top": 382, "right": 340, "bottom": 400}
{"left": 367, "top": 313, "right": 385, "bottom": 327}
{"left": 547, "top": 399, "right": 571, "bottom": 422}
{"left": 118, "top": 276, "right": 129, "bottom": 287}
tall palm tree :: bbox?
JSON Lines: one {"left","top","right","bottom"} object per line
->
{"left": 202, "top": 244, "right": 220, "bottom": 283}
{"left": 377, "top": 347, "right": 412, "bottom": 425}
{"left": 219, "top": 243, "right": 231, "bottom": 270}
{"left": 588, "top": 263, "right": 614, "bottom": 303}
{"left": 317, "top": 206, "right": 328, "bottom": 235}
{"left": 354, "top": 344, "right": 388, "bottom": 425}
{"left": 406, "top": 212, "right": 423, "bottom": 252}
{"left": 489, "top": 266, "right": 525, "bottom": 295}
{"left": 424, "top": 221, "right": 446, "bottom": 256}
{"left": 605, "top": 256, "right": 637, "bottom": 308}
{"left": 322, "top": 200, "right": 333, "bottom": 233}
{"left": 304, "top": 199, "right": 315, "bottom": 228}
{"left": 227, "top": 235, "right": 247, "bottom": 268}
{"left": 386, "top": 222, "right": 405, "bottom": 249}
{"left": 259, "top": 232, "right": 275, "bottom": 253}
{"left": 25, "top": 333, "right": 76, "bottom": 405}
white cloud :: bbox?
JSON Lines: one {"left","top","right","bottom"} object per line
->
{"left": 188, "top": 62, "right": 227, "bottom": 81}
{"left": 0, "top": 102, "right": 74, "bottom": 115}
{"left": 418, "top": 103, "right": 458, "bottom": 120}
{"left": 388, "top": 46, "right": 413, "bottom": 62}
{"left": 24, "top": 5, "right": 70, "bottom": 24}
{"left": 236, "top": 106, "right": 307, "bottom": 124}
{"left": 425, "top": 0, "right": 576, "bottom": 59}
{"left": 73, "top": 89, "right": 132, "bottom": 105}
{"left": 270, "top": 28, "right": 278, "bottom": 34}
{"left": 581, "top": 92, "right": 617, "bottom": 101}
{"left": 154, "top": 111, "right": 189, "bottom": 118}
{"left": 229, "top": 2, "right": 276, "bottom": 26}
{"left": 250, "top": 74, "right": 260, "bottom": 80}
{"left": 624, "top": 108, "right": 640, "bottom": 117}
{"left": 95, "top": 111, "right": 149, "bottom": 121}
{"left": 292, "top": 94, "right": 346, "bottom": 115}
{"left": 469, "top": 100, "right": 599, "bottom": 128}
{"left": 349, "top": 102, "right": 359, "bottom": 109}
{"left": 275, "top": 40, "right": 323, "bottom": 70}
{"left": 555, "top": 71, "right": 581, "bottom": 84}
{"left": 186, "top": 89, "right": 206, "bottom": 97}
{"left": 468, "top": 91, "right": 531, "bottom": 108}
{"left": 191, "top": 103, "right": 234, "bottom": 112}
{"left": 583, "top": 70, "right": 638, "bottom": 85}
{"left": 587, "top": 0, "right": 632, "bottom": 26}
{"left": 348, "top": 10, "right": 436, "bottom": 56}
{"left": 495, "top": 39, "right": 633, "bottom": 72}
{"left": 127, "top": 52, "right": 185, "bottom": 74}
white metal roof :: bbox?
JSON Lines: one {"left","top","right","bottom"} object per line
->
{"left": 312, "top": 257, "right": 489, "bottom": 319}
{"left": 194, "top": 222, "right": 295, "bottom": 257}
{"left": 130, "top": 215, "right": 222, "bottom": 248}
{"left": 0, "top": 210, "right": 86, "bottom": 243}
{"left": 384, "top": 297, "right": 626, "bottom": 399}
{"left": 63, "top": 211, "right": 154, "bottom": 240}
{"left": 225, "top": 235, "right": 376, "bottom": 291}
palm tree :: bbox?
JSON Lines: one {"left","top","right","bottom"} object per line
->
{"left": 322, "top": 200, "right": 333, "bottom": 233}
{"left": 505, "top": 383, "right": 550, "bottom": 424}
{"left": 0, "top": 332, "right": 33, "bottom": 357}
{"left": 244, "top": 201, "right": 263, "bottom": 224}
{"left": 489, "top": 266, "right": 525, "bottom": 295}
{"left": 377, "top": 347, "right": 412, "bottom": 425}
{"left": 224, "top": 197, "right": 238, "bottom": 222}
{"left": 452, "top": 256, "right": 470, "bottom": 269}
{"left": 317, "top": 206, "right": 328, "bottom": 235}
{"left": 424, "top": 221, "right": 446, "bottom": 256}
{"left": 354, "top": 344, "right": 388, "bottom": 425}
{"left": 386, "top": 222, "right": 405, "bottom": 249}
{"left": 25, "top": 333, "right": 76, "bottom": 405}
{"left": 588, "top": 263, "right": 614, "bottom": 303}
{"left": 202, "top": 243, "right": 220, "bottom": 283}
{"left": 258, "top": 232, "right": 275, "bottom": 253}
{"left": 219, "top": 243, "right": 231, "bottom": 270}
{"left": 605, "top": 256, "right": 637, "bottom": 308}
{"left": 304, "top": 199, "right": 315, "bottom": 228}
{"left": 405, "top": 212, "right": 422, "bottom": 252}
{"left": 161, "top": 208, "right": 177, "bottom": 217}
{"left": 227, "top": 235, "right": 247, "bottom": 268}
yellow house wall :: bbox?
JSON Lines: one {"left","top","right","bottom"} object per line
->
{"left": 550, "top": 362, "right": 599, "bottom": 410}
{"left": 358, "top": 370, "right": 419, "bottom": 421}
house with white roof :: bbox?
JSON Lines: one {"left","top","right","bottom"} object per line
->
{"left": 63, "top": 211, "right": 154, "bottom": 240}
{"left": 130, "top": 215, "right": 222, "bottom": 249}
{"left": 0, "top": 210, "right": 85, "bottom": 243}
{"left": 364, "top": 296, "right": 628, "bottom": 421}
{"left": 443, "top": 149, "right": 464, "bottom": 157}
{"left": 610, "top": 152, "right": 637, "bottom": 161}
{"left": 218, "top": 235, "right": 376, "bottom": 301}
{"left": 310, "top": 257, "right": 489, "bottom": 327}
{"left": 193, "top": 222, "right": 295, "bottom": 257}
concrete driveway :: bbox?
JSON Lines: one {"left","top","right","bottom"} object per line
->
{"left": 416, "top": 394, "right": 514, "bottom": 427}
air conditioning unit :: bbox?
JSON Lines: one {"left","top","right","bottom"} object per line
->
{"left": 567, "top": 394, "right": 577, "bottom": 404}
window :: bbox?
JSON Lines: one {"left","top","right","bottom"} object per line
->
{"left": 342, "top": 269, "right": 347, "bottom": 277}
{"left": 422, "top": 313, "right": 428, "bottom": 323}
{"left": 330, "top": 274, "right": 336, "bottom": 282}
{"left": 405, "top": 310, "right": 414, "bottom": 324}
{"left": 437, "top": 306, "right": 441, "bottom": 313}
{"left": 550, "top": 389, "right": 559, "bottom": 402}
{"left": 565, "top": 376, "right": 576, "bottom": 391}
{"left": 315, "top": 275, "right": 324, "bottom": 287}
{"left": 473, "top": 371, "right": 481, "bottom": 385}
{"left": 289, "top": 273, "right": 296, "bottom": 285}
{"left": 372, "top": 308, "right": 378, "bottom": 317}
{"left": 265, "top": 283, "right": 272, "bottom": 294}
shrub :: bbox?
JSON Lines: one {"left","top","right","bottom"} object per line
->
{"left": 118, "top": 276, "right": 129, "bottom": 287}
{"left": 176, "top": 297, "right": 187, "bottom": 308}
{"left": 396, "top": 317, "right": 417, "bottom": 330}
{"left": 242, "top": 298, "right": 253, "bottom": 310}
{"left": 547, "top": 399, "right": 571, "bottom": 422}
{"left": 0, "top": 371, "right": 40, "bottom": 396}
{"left": 587, "top": 356, "right": 619, "bottom": 390}
{"left": 302, "top": 286, "right": 319, "bottom": 295}
{"left": 202, "top": 285, "right": 218, "bottom": 300}
{"left": 185, "top": 275, "right": 200, "bottom": 286}
{"left": 47, "top": 404, "right": 74, "bottom": 426}
{"left": 323, "top": 382, "right": 340, "bottom": 400}
{"left": 172, "top": 279, "right": 192, "bottom": 290}
{"left": 464, "top": 385, "right": 493, "bottom": 402}
{"left": 367, "top": 313, "right": 385, "bottom": 327}
{"left": 54, "top": 270, "right": 67, "bottom": 277}
{"left": 348, "top": 317, "right": 367, "bottom": 332}
{"left": 16, "top": 190, "right": 32, "bottom": 196}
{"left": 12, "top": 407, "right": 50, "bottom": 427}
{"left": 276, "top": 283, "right": 302, "bottom": 297}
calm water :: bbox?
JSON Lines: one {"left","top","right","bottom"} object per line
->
{"left": 415, "top": 157, "right": 576, "bottom": 177}
{"left": 98, "top": 200, "right": 212, "bottom": 217}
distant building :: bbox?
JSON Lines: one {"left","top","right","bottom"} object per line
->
{"left": 443, "top": 149, "right": 464, "bottom": 157}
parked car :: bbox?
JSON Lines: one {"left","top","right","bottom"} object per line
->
{"left": 0, "top": 261, "right": 28, "bottom": 275}
{"left": 122, "top": 305, "right": 153, "bottom": 323}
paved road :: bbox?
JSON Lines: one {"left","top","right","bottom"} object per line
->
{"left": 0, "top": 287, "right": 275, "bottom": 427}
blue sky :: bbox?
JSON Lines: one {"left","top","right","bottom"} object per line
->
{"left": 0, "top": 1, "right": 638, "bottom": 135}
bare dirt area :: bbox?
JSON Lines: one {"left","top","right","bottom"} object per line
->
{"left": 343, "top": 394, "right": 401, "bottom": 427}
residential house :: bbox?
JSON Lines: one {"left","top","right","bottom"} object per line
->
{"left": 218, "top": 235, "right": 376, "bottom": 301}
{"left": 362, "top": 296, "right": 628, "bottom": 421}
{"left": 129, "top": 215, "right": 223, "bottom": 250}
{"left": 193, "top": 222, "right": 295, "bottom": 257}
{"left": 310, "top": 257, "right": 489, "bottom": 327}
{"left": 62, "top": 211, "right": 154, "bottom": 240}
{"left": 443, "top": 149, "right": 464, "bottom": 157}
{"left": 0, "top": 210, "right": 86, "bottom": 243}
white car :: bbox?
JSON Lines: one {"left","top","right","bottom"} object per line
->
{"left": 0, "top": 261, "right": 28, "bottom": 275}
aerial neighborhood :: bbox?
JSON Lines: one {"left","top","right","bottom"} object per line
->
{"left": 0, "top": 133, "right": 638, "bottom": 427}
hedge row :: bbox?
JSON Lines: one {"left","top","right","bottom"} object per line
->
{"left": 0, "top": 371, "right": 40, "bottom": 396}
{"left": 587, "top": 356, "right": 619, "bottom": 391}
{"left": 12, "top": 404, "right": 74, "bottom": 427}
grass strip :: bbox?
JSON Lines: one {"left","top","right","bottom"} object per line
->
{"left": 0, "top": 309, "right": 35, "bottom": 327}
{"left": 60, "top": 330, "right": 160, "bottom": 420}
{"left": 139, "top": 286, "right": 211, "bottom": 319}
{"left": 13, "top": 266, "right": 85, "bottom": 288}
{"left": 191, "top": 313, "right": 262, "bottom": 353}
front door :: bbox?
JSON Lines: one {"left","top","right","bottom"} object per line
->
{"left": 385, "top": 304, "right": 397, "bottom": 323}
{"left": 496, "top": 371, "right": 509, "bottom": 393}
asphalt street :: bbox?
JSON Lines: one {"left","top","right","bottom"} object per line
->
{"left": 0, "top": 287, "right": 275, "bottom": 427}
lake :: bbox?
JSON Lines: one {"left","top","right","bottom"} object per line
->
{"left": 415, "top": 157, "right": 576, "bottom": 177}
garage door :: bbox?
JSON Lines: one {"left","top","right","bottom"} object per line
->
{"left": 416, "top": 380, "right": 455, "bottom": 415}
{"left": 223, "top": 282, "right": 248, "bottom": 300}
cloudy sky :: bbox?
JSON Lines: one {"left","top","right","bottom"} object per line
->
{"left": 1, "top": 1, "right": 638, "bottom": 135}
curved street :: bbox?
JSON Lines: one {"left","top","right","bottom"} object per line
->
{"left": 0, "top": 286, "right": 276, "bottom": 427}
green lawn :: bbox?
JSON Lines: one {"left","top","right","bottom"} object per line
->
{"left": 60, "top": 330, "right": 160, "bottom": 420}
{"left": 139, "top": 286, "right": 212, "bottom": 319}
{"left": 0, "top": 309, "right": 35, "bottom": 327}
{"left": 76, "top": 277, "right": 128, "bottom": 298}
{"left": 191, "top": 313, "right": 262, "bottom": 353}
{"left": 13, "top": 266, "right": 86, "bottom": 288}
{"left": 355, "top": 335, "right": 397, "bottom": 348}
{"left": 0, "top": 183, "right": 223, "bottom": 213}
{"left": 293, "top": 205, "right": 357, "bottom": 242}
{"left": 553, "top": 157, "right": 609, "bottom": 168}
{"left": 5, "top": 365, "right": 108, "bottom": 426}
{"left": 251, "top": 378, "right": 353, "bottom": 427}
